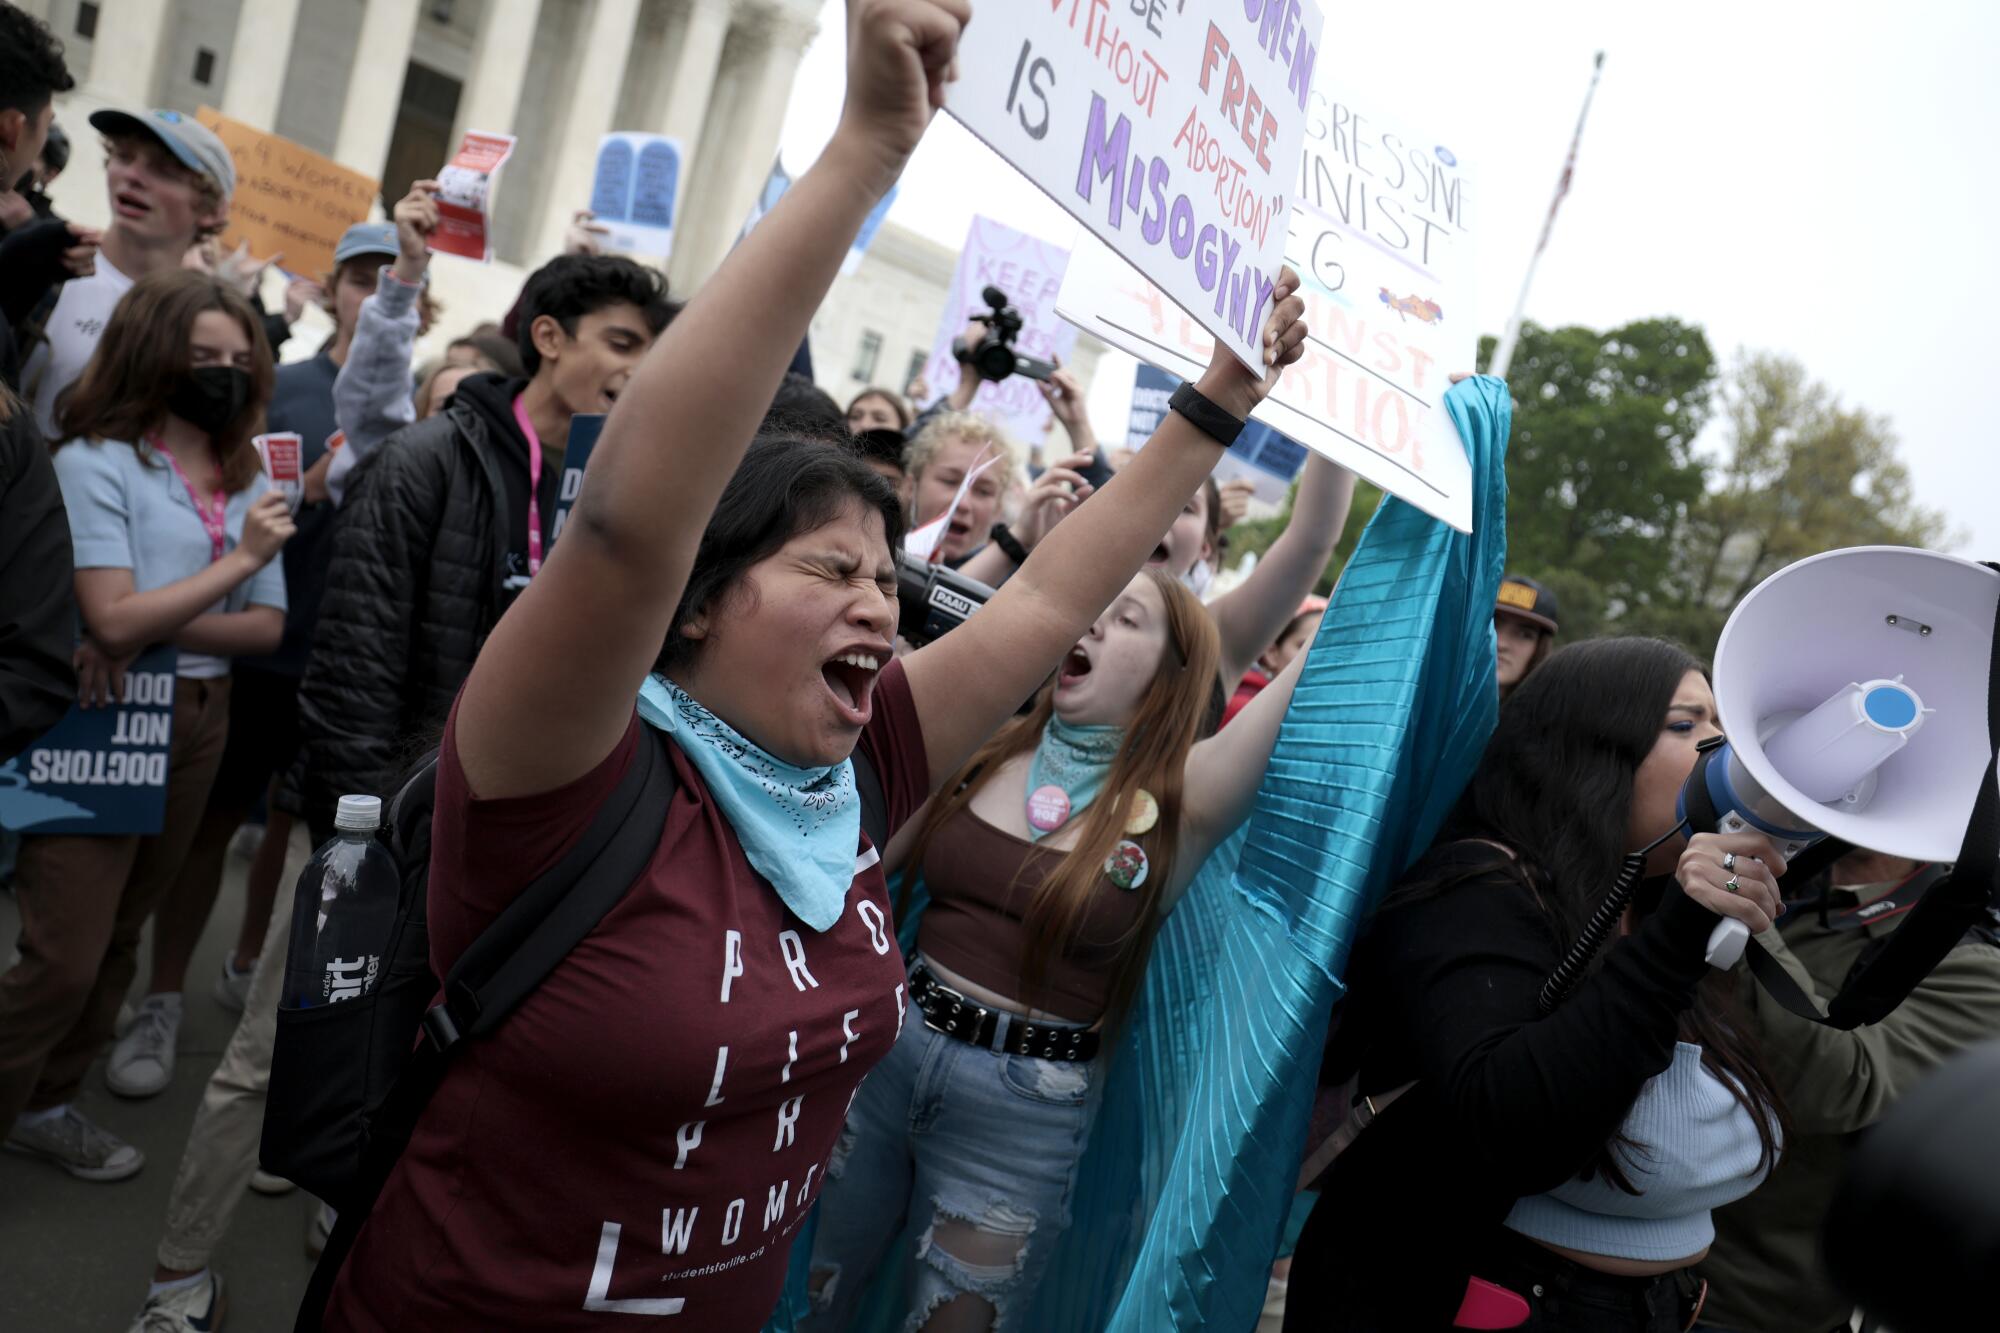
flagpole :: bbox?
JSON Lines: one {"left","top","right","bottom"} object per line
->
{"left": 1488, "top": 51, "right": 1605, "bottom": 381}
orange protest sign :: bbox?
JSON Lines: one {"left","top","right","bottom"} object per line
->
{"left": 195, "top": 108, "right": 380, "bottom": 276}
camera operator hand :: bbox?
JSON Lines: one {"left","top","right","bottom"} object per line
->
{"left": 1676, "top": 831, "right": 1787, "bottom": 935}
{"left": 1013, "top": 450, "right": 1097, "bottom": 549}
{"left": 947, "top": 316, "right": 989, "bottom": 410}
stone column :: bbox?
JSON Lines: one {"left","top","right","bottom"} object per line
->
{"left": 220, "top": 0, "right": 303, "bottom": 129}
{"left": 670, "top": 7, "right": 815, "bottom": 291}
{"left": 86, "top": 0, "right": 173, "bottom": 109}
{"left": 658, "top": 0, "right": 733, "bottom": 173}
{"left": 331, "top": 0, "right": 423, "bottom": 177}
{"left": 451, "top": 0, "right": 543, "bottom": 149}
{"left": 533, "top": 0, "right": 644, "bottom": 260}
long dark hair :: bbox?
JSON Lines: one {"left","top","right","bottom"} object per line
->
{"left": 904, "top": 568, "right": 1222, "bottom": 1023}
{"left": 1397, "top": 637, "right": 1789, "bottom": 1189}
{"left": 656, "top": 436, "right": 905, "bottom": 675}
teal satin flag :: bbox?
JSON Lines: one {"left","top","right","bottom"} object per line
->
{"left": 764, "top": 376, "right": 1511, "bottom": 1332}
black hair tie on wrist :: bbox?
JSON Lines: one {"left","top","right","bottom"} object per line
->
{"left": 1169, "top": 382, "right": 1246, "bottom": 447}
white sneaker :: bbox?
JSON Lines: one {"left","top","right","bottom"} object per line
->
{"left": 211, "top": 956, "right": 255, "bottom": 1014}
{"left": 305, "top": 1200, "right": 337, "bottom": 1260}
{"left": 228, "top": 821, "right": 264, "bottom": 862}
{"left": 4, "top": 1105, "right": 144, "bottom": 1180}
{"left": 129, "top": 1269, "right": 225, "bottom": 1332}
{"left": 248, "top": 1168, "right": 295, "bottom": 1196}
{"left": 108, "top": 994, "right": 183, "bottom": 1098}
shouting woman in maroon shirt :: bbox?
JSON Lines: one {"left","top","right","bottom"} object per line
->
{"left": 318, "top": 3, "right": 1311, "bottom": 1331}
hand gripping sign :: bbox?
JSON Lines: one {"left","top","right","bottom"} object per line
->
{"left": 946, "top": 0, "right": 1326, "bottom": 375}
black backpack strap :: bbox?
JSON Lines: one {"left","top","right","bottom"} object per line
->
{"left": 1744, "top": 561, "right": 2000, "bottom": 1029}
{"left": 293, "top": 728, "right": 677, "bottom": 1332}
{"left": 424, "top": 728, "right": 674, "bottom": 1049}
{"left": 854, "top": 746, "right": 889, "bottom": 853}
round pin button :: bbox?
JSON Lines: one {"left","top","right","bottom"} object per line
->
{"left": 1125, "top": 789, "right": 1159, "bottom": 835}
{"left": 1105, "top": 839, "right": 1149, "bottom": 891}
{"left": 1026, "top": 784, "right": 1071, "bottom": 833}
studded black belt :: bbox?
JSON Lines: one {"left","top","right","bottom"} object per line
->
{"left": 907, "top": 960, "right": 1100, "bottom": 1063}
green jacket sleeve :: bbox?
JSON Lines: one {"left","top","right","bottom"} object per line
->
{"left": 1748, "top": 925, "right": 2000, "bottom": 1135}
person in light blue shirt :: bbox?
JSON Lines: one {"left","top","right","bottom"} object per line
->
{"left": 0, "top": 270, "right": 291, "bottom": 1187}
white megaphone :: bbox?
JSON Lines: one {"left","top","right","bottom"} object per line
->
{"left": 1683, "top": 547, "right": 2000, "bottom": 968}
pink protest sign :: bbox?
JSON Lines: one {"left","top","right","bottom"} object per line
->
{"left": 920, "top": 216, "right": 1077, "bottom": 451}
{"left": 254, "top": 432, "right": 303, "bottom": 511}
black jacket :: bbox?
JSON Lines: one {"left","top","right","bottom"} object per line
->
{"left": 0, "top": 404, "right": 76, "bottom": 759}
{"left": 1285, "top": 843, "right": 1722, "bottom": 1330}
{"left": 289, "top": 376, "right": 553, "bottom": 827}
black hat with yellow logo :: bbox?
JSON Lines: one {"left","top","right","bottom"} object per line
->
{"left": 1495, "top": 574, "right": 1559, "bottom": 634}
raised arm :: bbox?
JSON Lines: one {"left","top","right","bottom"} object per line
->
{"left": 904, "top": 282, "right": 1310, "bottom": 787}
{"left": 452, "top": 0, "right": 970, "bottom": 799}
{"left": 1174, "top": 634, "right": 1313, "bottom": 889}
{"left": 330, "top": 181, "right": 438, "bottom": 501}
{"left": 1206, "top": 454, "right": 1353, "bottom": 685}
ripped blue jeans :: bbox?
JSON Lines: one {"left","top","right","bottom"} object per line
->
{"left": 801, "top": 989, "right": 1097, "bottom": 1332}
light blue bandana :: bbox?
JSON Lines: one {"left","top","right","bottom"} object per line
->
{"left": 637, "top": 676, "right": 859, "bottom": 932}
{"left": 1023, "top": 715, "right": 1124, "bottom": 842}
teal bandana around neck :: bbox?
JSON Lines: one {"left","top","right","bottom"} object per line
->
{"left": 637, "top": 676, "right": 859, "bottom": 932}
{"left": 1024, "top": 715, "right": 1124, "bottom": 841}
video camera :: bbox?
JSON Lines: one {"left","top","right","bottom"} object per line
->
{"left": 896, "top": 550, "right": 996, "bottom": 648}
{"left": 953, "top": 286, "right": 1057, "bottom": 384}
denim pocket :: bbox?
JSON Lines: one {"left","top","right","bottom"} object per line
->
{"left": 999, "top": 1054, "right": 1093, "bottom": 1106}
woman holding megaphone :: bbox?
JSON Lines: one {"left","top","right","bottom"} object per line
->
{"left": 1285, "top": 638, "right": 1792, "bottom": 1333}
{"left": 313, "top": 3, "right": 1311, "bottom": 1330}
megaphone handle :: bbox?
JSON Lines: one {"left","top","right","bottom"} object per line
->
{"left": 1705, "top": 917, "right": 1750, "bottom": 969}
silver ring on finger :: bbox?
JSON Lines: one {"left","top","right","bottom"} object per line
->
{"left": 1725, "top": 876, "right": 1742, "bottom": 894}
{"left": 1722, "top": 852, "right": 1737, "bottom": 872}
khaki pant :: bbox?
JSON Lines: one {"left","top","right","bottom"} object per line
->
{"left": 0, "top": 677, "right": 231, "bottom": 1122}
{"left": 157, "top": 834, "right": 300, "bottom": 1271}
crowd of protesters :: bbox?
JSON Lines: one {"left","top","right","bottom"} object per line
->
{"left": 2, "top": 3, "right": 1997, "bottom": 1333}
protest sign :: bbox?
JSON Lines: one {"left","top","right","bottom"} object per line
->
{"left": 255, "top": 431, "right": 303, "bottom": 511}
{"left": 1058, "top": 76, "right": 1479, "bottom": 532}
{"left": 549, "top": 413, "right": 606, "bottom": 544}
{"left": 920, "top": 216, "right": 1077, "bottom": 450}
{"left": 0, "top": 647, "right": 179, "bottom": 836}
{"left": 194, "top": 108, "right": 378, "bottom": 277}
{"left": 1127, "top": 364, "right": 1304, "bottom": 505}
{"left": 944, "top": 0, "right": 1325, "bottom": 373}
{"left": 590, "top": 134, "right": 682, "bottom": 259}
{"left": 433, "top": 130, "right": 517, "bottom": 261}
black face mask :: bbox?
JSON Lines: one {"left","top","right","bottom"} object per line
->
{"left": 167, "top": 366, "right": 251, "bottom": 437}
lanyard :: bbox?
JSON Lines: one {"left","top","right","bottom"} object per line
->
{"left": 155, "top": 437, "right": 227, "bottom": 563}
{"left": 512, "top": 393, "right": 545, "bottom": 576}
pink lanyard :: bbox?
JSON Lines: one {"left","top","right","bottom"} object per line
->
{"left": 155, "top": 438, "right": 227, "bottom": 562}
{"left": 512, "top": 393, "right": 545, "bottom": 576}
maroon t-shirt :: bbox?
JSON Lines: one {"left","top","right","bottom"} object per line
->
{"left": 326, "top": 662, "right": 927, "bottom": 1331}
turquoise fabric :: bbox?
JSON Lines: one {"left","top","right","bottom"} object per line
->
{"left": 765, "top": 376, "right": 1511, "bottom": 1332}
{"left": 1023, "top": 715, "right": 1122, "bottom": 841}
{"left": 636, "top": 675, "right": 858, "bottom": 932}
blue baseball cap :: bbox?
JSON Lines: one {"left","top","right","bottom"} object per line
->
{"left": 88, "top": 107, "right": 235, "bottom": 198}
{"left": 334, "top": 222, "right": 400, "bottom": 265}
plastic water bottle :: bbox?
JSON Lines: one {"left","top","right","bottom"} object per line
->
{"left": 283, "top": 795, "right": 398, "bottom": 1008}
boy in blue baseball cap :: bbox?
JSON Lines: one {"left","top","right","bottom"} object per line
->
{"left": 21, "top": 107, "right": 234, "bottom": 437}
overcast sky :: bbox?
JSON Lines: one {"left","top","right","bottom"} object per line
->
{"left": 776, "top": 1, "right": 1997, "bottom": 557}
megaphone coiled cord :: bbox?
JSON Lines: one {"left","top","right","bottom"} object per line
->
{"left": 1537, "top": 824, "right": 1688, "bottom": 1014}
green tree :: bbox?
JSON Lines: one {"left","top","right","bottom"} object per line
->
{"left": 1644, "top": 351, "right": 1953, "bottom": 651}
{"left": 1478, "top": 318, "right": 1718, "bottom": 638}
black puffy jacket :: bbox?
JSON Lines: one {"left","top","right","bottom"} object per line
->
{"left": 290, "top": 386, "right": 540, "bottom": 828}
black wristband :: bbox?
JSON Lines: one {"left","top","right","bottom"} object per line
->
{"left": 1169, "top": 382, "right": 1246, "bottom": 447}
{"left": 988, "top": 523, "right": 1029, "bottom": 566}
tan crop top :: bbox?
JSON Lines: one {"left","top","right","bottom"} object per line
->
{"left": 916, "top": 805, "right": 1151, "bottom": 1023}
